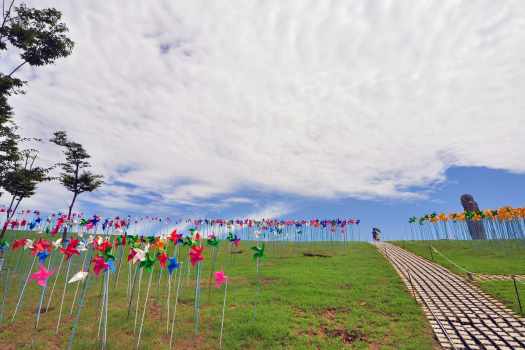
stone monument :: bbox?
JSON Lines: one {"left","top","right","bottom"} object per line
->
{"left": 460, "top": 194, "right": 486, "bottom": 240}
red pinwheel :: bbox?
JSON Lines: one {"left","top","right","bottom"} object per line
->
{"left": 69, "top": 238, "right": 80, "bottom": 247}
{"left": 92, "top": 255, "right": 109, "bottom": 276}
{"left": 51, "top": 217, "right": 65, "bottom": 235}
{"left": 127, "top": 248, "right": 137, "bottom": 262}
{"left": 157, "top": 251, "right": 168, "bottom": 269}
{"left": 31, "top": 239, "right": 52, "bottom": 256}
{"left": 12, "top": 238, "right": 27, "bottom": 251}
{"left": 168, "top": 229, "right": 183, "bottom": 245}
{"left": 60, "top": 243, "right": 80, "bottom": 259}
{"left": 189, "top": 246, "right": 204, "bottom": 266}
{"left": 96, "top": 240, "right": 112, "bottom": 253}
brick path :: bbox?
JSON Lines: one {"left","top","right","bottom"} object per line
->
{"left": 376, "top": 242, "right": 525, "bottom": 350}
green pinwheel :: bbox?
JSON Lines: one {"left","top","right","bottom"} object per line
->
{"left": 251, "top": 244, "right": 265, "bottom": 260}
{"left": 408, "top": 217, "right": 416, "bottom": 224}
{"left": 103, "top": 248, "right": 115, "bottom": 261}
{"left": 206, "top": 236, "right": 219, "bottom": 247}
{"left": 0, "top": 240, "right": 9, "bottom": 252}
{"left": 79, "top": 218, "right": 88, "bottom": 226}
{"left": 183, "top": 236, "right": 195, "bottom": 247}
{"left": 139, "top": 252, "right": 156, "bottom": 271}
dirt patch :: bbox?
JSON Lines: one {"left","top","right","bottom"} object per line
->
{"left": 321, "top": 307, "right": 351, "bottom": 321}
{"left": 321, "top": 327, "right": 365, "bottom": 344}
{"left": 303, "top": 252, "right": 331, "bottom": 258}
{"left": 260, "top": 277, "right": 279, "bottom": 285}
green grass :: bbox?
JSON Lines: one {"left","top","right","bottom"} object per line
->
{"left": 0, "top": 231, "right": 435, "bottom": 349}
{"left": 392, "top": 240, "right": 525, "bottom": 275}
{"left": 478, "top": 280, "right": 525, "bottom": 316}
{"left": 392, "top": 239, "right": 525, "bottom": 316}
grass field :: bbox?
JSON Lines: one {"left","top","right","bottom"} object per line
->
{"left": 392, "top": 239, "right": 525, "bottom": 316}
{"left": 0, "top": 232, "right": 434, "bottom": 349}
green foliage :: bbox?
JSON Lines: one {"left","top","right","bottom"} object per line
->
{"left": 2, "top": 5, "right": 74, "bottom": 66}
{"left": 0, "top": 2, "right": 73, "bottom": 197}
{"left": 50, "top": 130, "right": 103, "bottom": 196}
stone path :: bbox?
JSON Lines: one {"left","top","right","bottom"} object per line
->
{"left": 376, "top": 242, "right": 525, "bottom": 350}
{"left": 475, "top": 274, "right": 525, "bottom": 282}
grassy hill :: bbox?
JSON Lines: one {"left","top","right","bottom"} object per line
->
{"left": 0, "top": 232, "right": 434, "bottom": 349}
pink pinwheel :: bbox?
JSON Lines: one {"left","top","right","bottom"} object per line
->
{"left": 214, "top": 271, "right": 228, "bottom": 288}
{"left": 31, "top": 264, "right": 54, "bottom": 287}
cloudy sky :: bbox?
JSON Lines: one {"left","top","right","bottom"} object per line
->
{"left": 2, "top": 0, "right": 525, "bottom": 238}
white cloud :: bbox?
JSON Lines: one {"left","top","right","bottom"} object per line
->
{"left": 2, "top": 0, "right": 525, "bottom": 213}
{"left": 246, "top": 203, "right": 292, "bottom": 220}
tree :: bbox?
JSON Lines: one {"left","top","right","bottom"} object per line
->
{"left": 0, "top": 2, "right": 73, "bottom": 195}
{"left": 51, "top": 131, "right": 103, "bottom": 240}
{"left": 0, "top": 148, "right": 51, "bottom": 239}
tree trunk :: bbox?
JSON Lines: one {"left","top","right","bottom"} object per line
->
{"left": 62, "top": 192, "right": 78, "bottom": 241}
{"left": 0, "top": 195, "right": 17, "bottom": 240}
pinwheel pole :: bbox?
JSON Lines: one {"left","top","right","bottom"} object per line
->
{"left": 70, "top": 250, "right": 89, "bottom": 315}
{"left": 56, "top": 257, "right": 73, "bottom": 334}
{"left": 137, "top": 264, "right": 154, "bottom": 349}
{"left": 194, "top": 259, "right": 203, "bottom": 335}
{"left": 12, "top": 255, "right": 37, "bottom": 321}
{"left": 133, "top": 268, "right": 144, "bottom": 333}
{"left": 46, "top": 255, "right": 65, "bottom": 311}
{"left": 34, "top": 281, "right": 46, "bottom": 329}
{"left": 251, "top": 243, "right": 264, "bottom": 320}
{"left": 219, "top": 278, "right": 228, "bottom": 349}
{"left": 166, "top": 266, "right": 173, "bottom": 335}
{"left": 169, "top": 262, "right": 184, "bottom": 349}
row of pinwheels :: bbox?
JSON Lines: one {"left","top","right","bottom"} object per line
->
{"left": 0, "top": 228, "right": 266, "bottom": 349}
{"left": 1, "top": 207, "right": 361, "bottom": 242}
{"left": 408, "top": 206, "right": 525, "bottom": 241}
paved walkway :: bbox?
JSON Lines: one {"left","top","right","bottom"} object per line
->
{"left": 376, "top": 242, "right": 525, "bottom": 350}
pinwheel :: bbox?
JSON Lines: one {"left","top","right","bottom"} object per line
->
{"left": 137, "top": 253, "right": 156, "bottom": 349}
{"left": 189, "top": 246, "right": 204, "bottom": 266}
{"left": 169, "top": 229, "right": 183, "bottom": 245}
{"left": 157, "top": 250, "right": 168, "bottom": 269}
{"left": 167, "top": 257, "right": 180, "bottom": 275}
{"left": 251, "top": 243, "right": 265, "bottom": 259}
{"left": 37, "top": 251, "right": 49, "bottom": 264}
{"left": 132, "top": 248, "right": 146, "bottom": 264}
{"left": 127, "top": 248, "right": 138, "bottom": 262}
{"left": 12, "top": 238, "right": 26, "bottom": 251}
{"left": 31, "top": 239, "right": 52, "bottom": 256}
{"left": 31, "top": 263, "right": 55, "bottom": 329}
{"left": 139, "top": 252, "right": 156, "bottom": 271}
{"left": 60, "top": 243, "right": 80, "bottom": 259}
{"left": 214, "top": 271, "right": 228, "bottom": 288}
{"left": 68, "top": 271, "right": 88, "bottom": 284}
{"left": 31, "top": 264, "right": 54, "bottom": 287}
{"left": 251, "top": 243, "right": 265, "bottom": 320}
{"left": 92, "top": 255, "right": 109, "bottom": 276}
{"left": 218, "top": 270, "right": 229, "bottom": 349}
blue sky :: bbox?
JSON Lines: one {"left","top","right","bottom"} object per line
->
{"left": 72, "top": 166, "right": 524, "bottom": 241}
{"left": 1, "top": 1, "right": 524, "bottom": 238}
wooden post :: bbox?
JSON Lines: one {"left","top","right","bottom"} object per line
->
{"left": 513, "top": 276, "right": 523, "bottom": 315}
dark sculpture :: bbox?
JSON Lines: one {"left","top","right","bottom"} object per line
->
{"left": 460, "top": 194, "right": 486, "bottom": 240}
